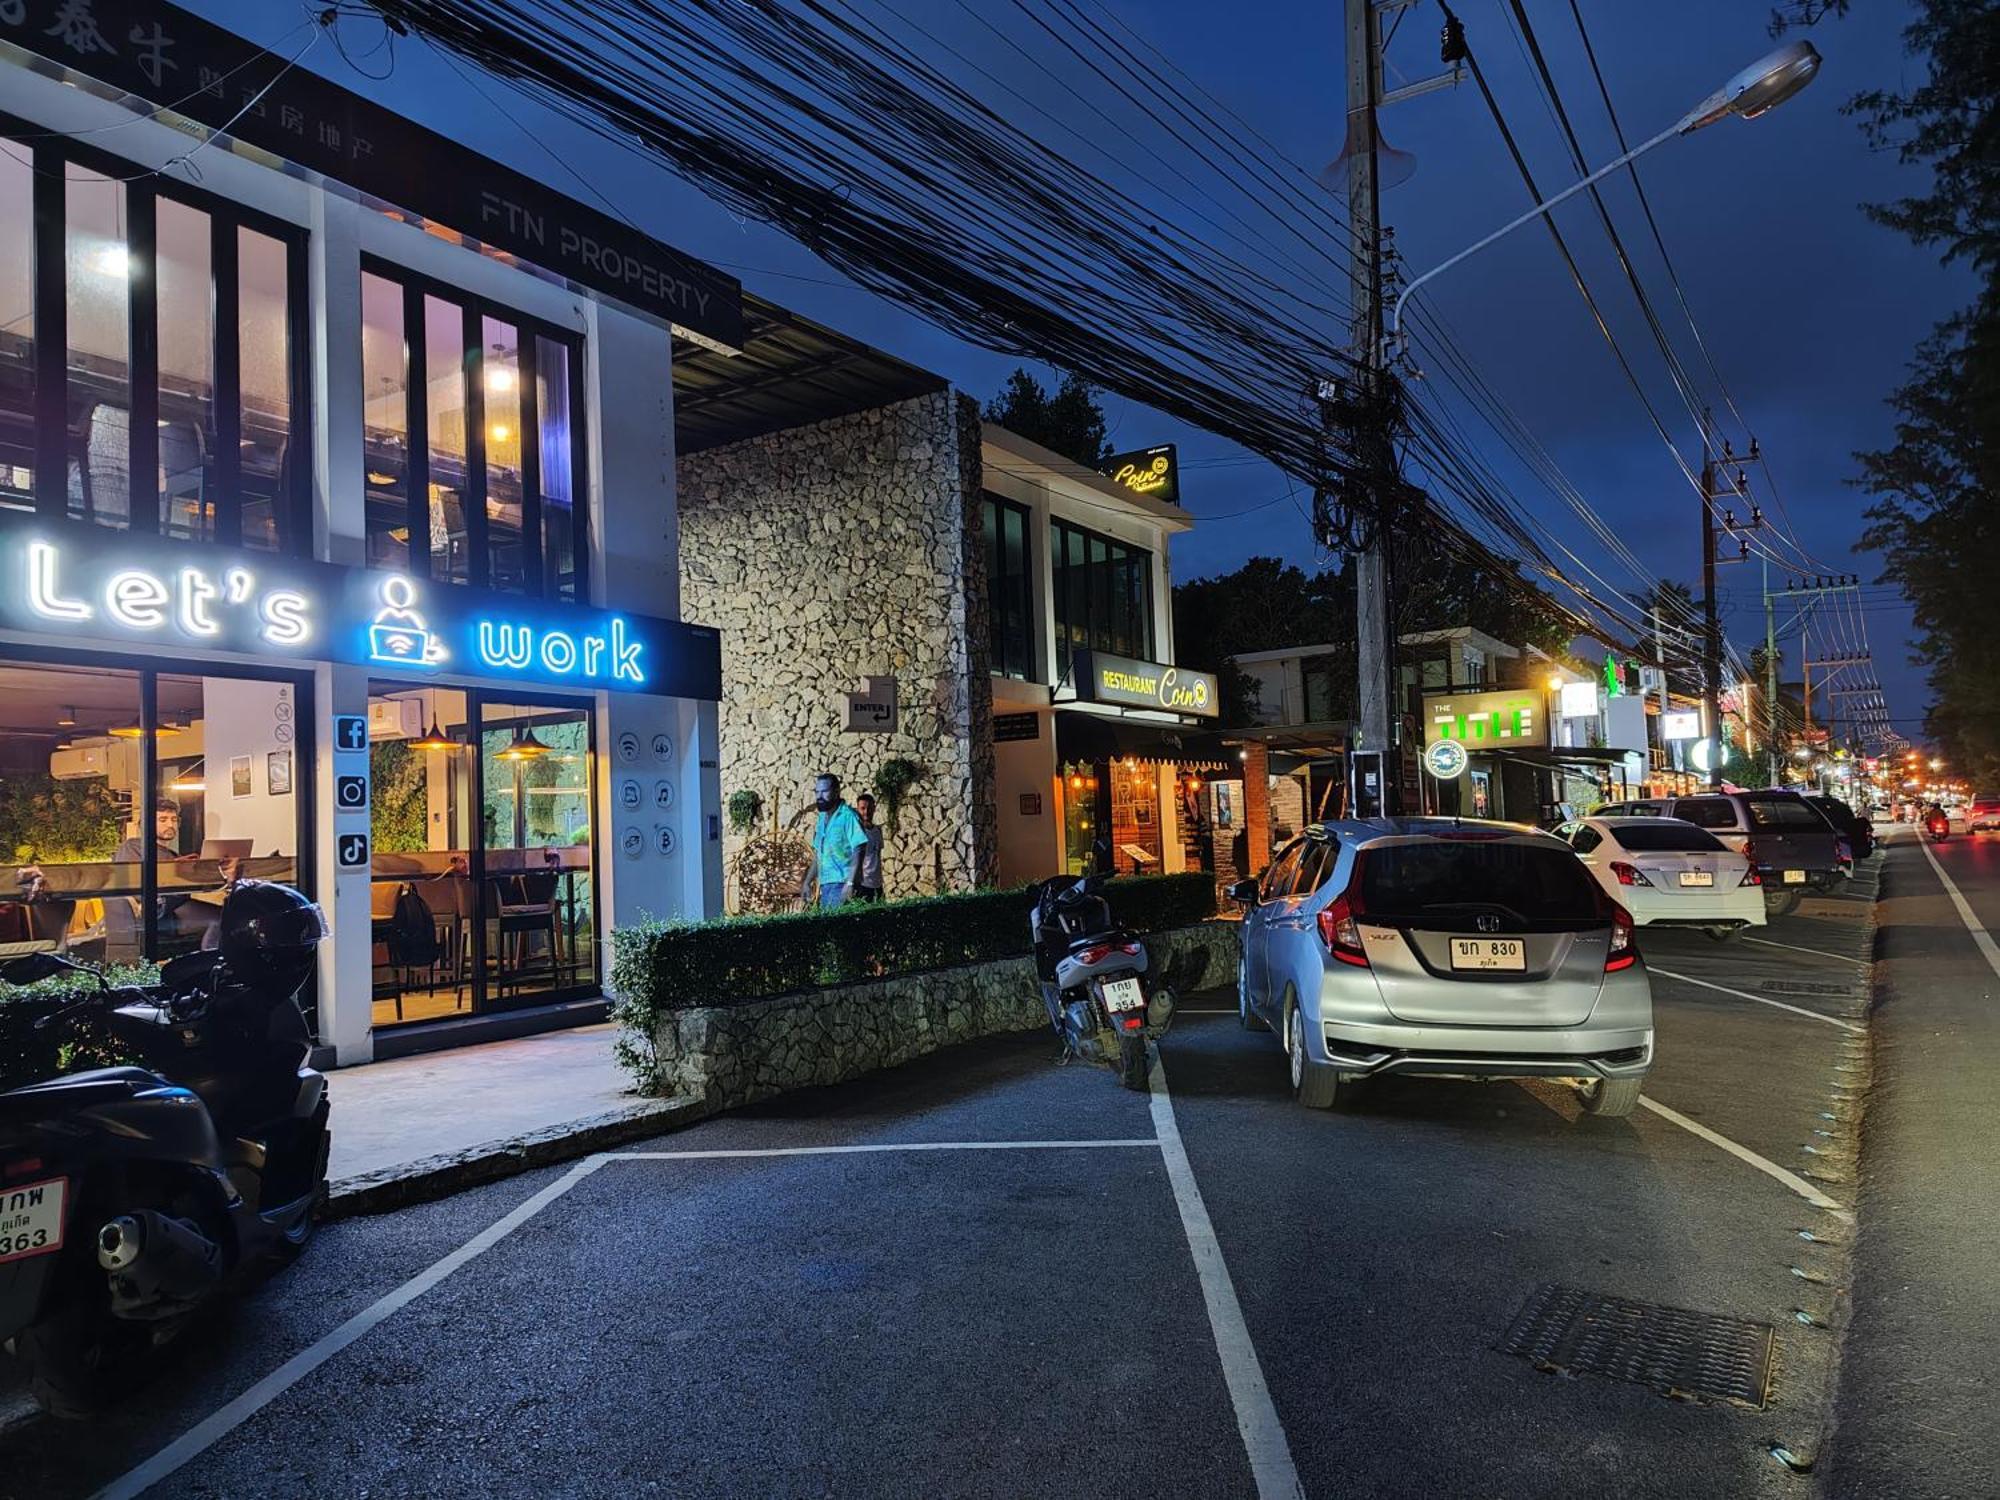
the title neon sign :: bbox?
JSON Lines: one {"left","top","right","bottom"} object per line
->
{"left": 26, "top": 541, "right": 312, "bottom": 647}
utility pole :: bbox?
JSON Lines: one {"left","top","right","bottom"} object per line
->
{"left": 1700, "top": 431, "right": 1723, "bottom": 790}
{"left": 1346, "top": 0, "right": 1391, "bottom": 817}
{"left": 1763, "top": 554, "right": 1779, "bottom": 787}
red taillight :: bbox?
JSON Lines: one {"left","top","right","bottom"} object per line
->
{"left": 1317, "top": 894, "right": 1369, "bottom": 967}
{"left": 1120, "top": 1014, "right": 1144, "bottom": 1030}
{"left": 1076, "top": 941, "right": 1141, "bottom": 966}
{"left": 1605, "top": 902, "right": 1638, "bottom": 972}
{"left": 1739, "top": 856, "right": 1761, "bottom": 888}
{"left": 1609, "top": 861, "right": 1651, "bottom": 888}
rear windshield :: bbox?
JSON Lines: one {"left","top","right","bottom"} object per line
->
{"left": 1360, "top": 840, "right": 1601, "bottom": 922}
{"left": 1673, "top": 797, "right": 1740, "bottom": 830}
{"left": 1610, "top": 824, "right": 1727, "bottom": 853}
{"left": 1746, "top": 797, "right": 1824, "bottom": 828}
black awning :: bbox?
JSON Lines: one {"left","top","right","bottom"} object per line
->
{"left": 1054, "top": 712, "right": 1233, "bottom": 769}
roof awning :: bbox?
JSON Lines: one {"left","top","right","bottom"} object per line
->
{"left": 1054, "top": 712, "right": 1233, "bottom": 769}
{"left": 1479, "top": 747, "right": 1641, "bottom": 770}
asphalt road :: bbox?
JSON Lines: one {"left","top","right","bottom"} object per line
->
{"left": 4, "top": 866, "right": 1891, "bottom": 1499}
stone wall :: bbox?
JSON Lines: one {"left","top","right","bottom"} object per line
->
{"left": 643, "top": 921, "right": 1239, "bottom": 1106}
{"left": 678, "top": 390, "right": 996, "bottom": 902}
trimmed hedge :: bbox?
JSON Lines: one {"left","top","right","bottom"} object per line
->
{"left": 609, "top": 871, "right": 1216, "bottom": 1019}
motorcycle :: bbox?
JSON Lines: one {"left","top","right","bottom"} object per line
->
{"left": 1926, "top": 811, "right": 1951, "bottom": 843}
{"left": 1029, "top": 875, "right": 1175, "bottom": 1090}
{"left": 0, "top": 881, "right": 328, "bottom": 1416}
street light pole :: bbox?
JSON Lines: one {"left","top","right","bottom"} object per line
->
{"left": 1701, "top": 430, "right": 1723, "bottom": 789}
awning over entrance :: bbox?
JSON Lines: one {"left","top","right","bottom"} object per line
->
{"left": 1054, "top": 712, "right": 1232, "bottom": 770}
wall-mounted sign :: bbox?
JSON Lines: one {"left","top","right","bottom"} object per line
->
{"left": 0, "top": 0, "right": 743, "bottom": 350}
{"left": 335, "top": 774, "right": 370, "bottom": 812}
{"left": 1019, "top": 792, "right": 1043, "bottom": 816}
{"left": 1423, "top": 688, "right": 1546, "bottom": 750}
{"left": 336, "top": 832, "right": 370, "bottom": 869}
{"left": 0, "top": 515, "right": 722, "bottom": 700}
{"left": 1074, "top": 651, "right": 1218, "bottom": 719}
{"left": 1422, "top": 739, "right": 1470, "bottom": 779}
{"left": 1558, "top": 680, "right": 1601, "bottom": 720}
{"left": 1101, "top": 444, "right": 1179, "bottom": 505}
{"left": 1689, "top": 737, "right": 1717, "bottom": 774}
{"left": 1661, "top": 710, "right": 1702, "bottom": 741}
{"left": 994, "top": 712, "right": 1040, "bottom": 743}
{"left": 332, "top": 715, "right": 368, "bottom": 754}
{"left": 844, "top": 675, "right": 898, "bottom": 733}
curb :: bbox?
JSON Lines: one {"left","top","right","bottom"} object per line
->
{"left": 323, "top": 1095, "right": 718, "bottom": 1221}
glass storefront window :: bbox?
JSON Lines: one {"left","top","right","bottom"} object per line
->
{"left": 481, "top": 698, "right": 592, "bottom": 1005}
{"left": 1052, "top": 519, "right": 1153, "bottom": 676}
{"left": 982, "top": 494, "right": 1035, "bottom": 681}
{"left": 66, "top": 167, "right": 129, "bottom": 529}
{"left": 156, "top": 199, "right": 215, "bottom": 541}
{"left": 361, "top": 271, "right": 410, "bottom": 571}
{"left": 423, "top": 294, "right": 470, "bottom": 585}
{"left": 0, "top": 659, "right": 306, "bottom": 972}
{"left": 481, "top": 317, "right": 525, "bottom": 593}
{"left": 536, "top": 334, "right": 578, "bottom": 601}
{"left": 1, "top": 149, "right": 35, "bottom": 513}
{"left": 236, "top": 227, "right": 291, "bottom": 551}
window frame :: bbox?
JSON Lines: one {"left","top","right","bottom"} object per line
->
{"left": 1051, "top": 516, "right": 1154, "bottom": 675}
{"left": 4, "top": 115, "right": 313, "bottom": 551}
{"left": 981, "top": 492, "right": 1037, "bottom": 681}
{"left": 360, "top": 255, "right": 591, "bottom": 600}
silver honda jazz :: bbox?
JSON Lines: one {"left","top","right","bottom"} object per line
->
{"left": 1233, "top": 818, "right": 1653, "bottom": 1115}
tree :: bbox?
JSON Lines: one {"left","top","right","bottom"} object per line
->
{"left": 983, "top": 367, "right": 1112, "bottom": 469}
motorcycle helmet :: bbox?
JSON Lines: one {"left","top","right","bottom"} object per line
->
{"left": 217, "top": 881, "right": 327, "bottom": 994}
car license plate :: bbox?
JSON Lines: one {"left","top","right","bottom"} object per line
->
{"left": 1678, "top": 871, "right": 1714, "bottom": 887}
{"left": 0, "top": 1177, "right": 66, "bottom": 1265}
{"left": 1783, "top": 869, "right": 1806, "bottom": 884}
{"left": 1450, "top": 938, "right": 1525, "bottom": 972}
{"left": 1101, "top": 976, "right": 1146, "bottom": 1012}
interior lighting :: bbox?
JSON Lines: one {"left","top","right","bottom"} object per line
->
{"left": 496, "top": 726, "right": 551, "bottom": 760}
{"left": 411, "top": 716, "right": 456, "bottom": 752}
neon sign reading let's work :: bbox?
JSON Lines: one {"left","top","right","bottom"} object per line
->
{"left": 365, "top": 575, "right": 647, "bottom": 686}
{"left": 28, "top": 542, "right": 312, "bottom": 646}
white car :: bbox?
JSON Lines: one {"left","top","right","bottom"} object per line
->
{"left": 1555, "top": 816, "right": 1767, "bottom": 941}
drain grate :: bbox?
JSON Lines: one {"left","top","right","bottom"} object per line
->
{"left": 1498, "top": 1284, "right": 1774, "bottom": 1408}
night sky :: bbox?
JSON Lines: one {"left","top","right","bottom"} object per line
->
{"left": 185, "top": 1, "right": 1972, "bottom": 733}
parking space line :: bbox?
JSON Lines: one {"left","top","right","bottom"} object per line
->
{"left": 1917, "top": 835, "right": 2000, "bottom": 982}
{"left": 1739, "top": 935, "right": 1870, "bottom": 967}
{"left": 92, "top": 1155, "right": 613, "bottom": 1500}
{"left": 1650, "top": 966, "right": 1864, "bottom": 1033}
{"left": 1637, "top": 1095, "right": 1849, "bottom": 1217}
{"left": 1148, "top": 1054, "right": 1305, "bottom": 1500}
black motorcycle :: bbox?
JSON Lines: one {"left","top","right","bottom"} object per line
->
{"left": 0, "top": 881, "right": 329, "bottom": 1416}
{"left": 1029, "top": 875, "right": 1175, "bottom": 1090}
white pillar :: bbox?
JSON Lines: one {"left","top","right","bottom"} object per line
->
{"left": 309, "top": 189, "right": 364, "bottom": 568}
{"left": 314, "top": 662, "right": 374, "bottom": 1065}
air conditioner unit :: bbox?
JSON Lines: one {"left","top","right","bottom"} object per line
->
{"left": 368, "top": 697, "right": 424, "bottom": 741}
{"left": 49, "top": 742, "right": 110, "bottom": 781}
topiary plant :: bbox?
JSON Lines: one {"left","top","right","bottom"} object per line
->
{"left": 873, "top": 757, "right": 925, "bottom": 834}
{"left": 726, "top": 789, "right": 763, "bottom": 835}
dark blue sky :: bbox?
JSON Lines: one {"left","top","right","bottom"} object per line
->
{"left": 190, "top": 0, "right": 1969, "bottom": 733}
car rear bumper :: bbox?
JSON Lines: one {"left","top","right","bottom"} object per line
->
{"left": 1621, "top": 886, "right": 1766, "bottom": 927}
{"left": 1316, "top": 1020, "right": 1653, "bottom": 1081}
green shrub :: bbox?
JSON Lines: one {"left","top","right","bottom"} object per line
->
{"left": 609, "top": 872, "right": 1216, "bottom": 1088}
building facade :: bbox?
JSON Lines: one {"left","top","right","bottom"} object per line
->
{"left": 0, "top": 7, "right": 733, "bottom": 1063}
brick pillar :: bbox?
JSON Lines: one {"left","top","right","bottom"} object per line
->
{"left": 1242, "top": 742, "right": 1271, "bottom": 876}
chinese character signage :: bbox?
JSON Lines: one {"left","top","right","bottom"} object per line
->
{"left": 1075, "top": 651, "right": 1218, "bottom": 718}
{"left": 0, "top": 513, "right": 721, "bottom": 699}
{"left": 1423, "top": 688, "right": 1547, "bottom": 750}
{"left": 0, "top": 0, "right": 743, "bottom": 349}
{"left": 1101, "top": 445, "right": 1179, "bottom": 505}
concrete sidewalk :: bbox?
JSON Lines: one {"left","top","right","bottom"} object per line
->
{"left": 322, "top": 1023, "right": 708, "bottom": 1216}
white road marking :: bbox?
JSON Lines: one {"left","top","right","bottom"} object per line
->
{"left": 91, "top": 1139, "right": 1167, "bottom": 1499}
{"left": 1148, "top": 1053, "right": 1305, "bottom": 1500}
{"left": 1916, "top": 835, "right": 2000, "bottom": 982}
{"left": 92, "top": 1155, "right": 612, "bottom": 1500}
{"left": 1739, "top": 934, "right": 1870, "bottom": 968}
{"left": 1650, "top": 965, "right": 1864, "bottom": 1033}
{"left": 1178, "top": 1008, "right": 1237, "bottom": 1015}
{"left": 1637, "top": 1095, "right": 1850, "bottom": 1217}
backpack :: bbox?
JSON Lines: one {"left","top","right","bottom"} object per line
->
{"left": 386, "top": 883, "right": 440, "bottom": 967}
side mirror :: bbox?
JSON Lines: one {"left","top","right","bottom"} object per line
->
{"left": 1228, "top": 878, "right": 1260, "bottom": 905}
{"left": 0, "top": 952, "right": 71, "bottom": 985}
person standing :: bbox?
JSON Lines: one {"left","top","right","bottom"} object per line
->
{"left": 805, "top": 772, "right": 869, "bottom": 908}
{"left": 853, "top": 794, "right": 886, "bottom": 903}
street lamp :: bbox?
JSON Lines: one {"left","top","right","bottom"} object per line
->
{"left": 1386, "top": 40, "right": 1821, "bottom": 354}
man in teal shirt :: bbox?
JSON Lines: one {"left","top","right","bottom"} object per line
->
{"left": 807, "top": 773, "right": 869, "bottom": 907}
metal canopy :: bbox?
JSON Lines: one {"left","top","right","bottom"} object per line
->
{"left": 673, "top": 293, "right": 948, "bottom": 454}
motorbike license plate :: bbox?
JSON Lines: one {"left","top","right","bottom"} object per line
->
{"left": 1783, "top": 869, "right": 1806, "bottom": 884}
{"left": 1101, "top": 976, "right": 1146, "bottom": 1012}
{"left": 1678, "top": 871, "right": 1715, "bottom": 887}
{"left": 0, "top": 1176, "right": 66, "bottom": 1265}
{"left": 1450, "top": 938, "right": 1525, "bottom": 972}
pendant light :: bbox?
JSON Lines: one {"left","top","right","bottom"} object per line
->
{"left": 411, "top": 716, "right": 456, "bottom": 752}
{"left": 497, "top": 725, "right": 551, "bottom": 761}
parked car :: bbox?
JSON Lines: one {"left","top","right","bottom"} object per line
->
{"left": 1805, "top": 794, "right": 1875, "bottom": 860}
{"left": 1555, "top": 817, "right": 1766, "bottom": 941}
{"left": 1591, "top": 790, "right": 1843, "bottom": 914}
{"left": 1967, "top": 793, "right": 2000, "bottom": 834}
{"left": 1231, "top": 819, "right": 1652, "bottom": 1117}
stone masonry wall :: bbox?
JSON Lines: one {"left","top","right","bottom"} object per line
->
{"left": 645, "top": 921, "right": 1238, "bottom": 1106}
{"left": 678, "top": 390, "right": 996, "bottom": 901}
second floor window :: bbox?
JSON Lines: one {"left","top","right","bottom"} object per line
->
{"left": 983, "top": 493, "right": 1036, "bottom": 681}
{"left": 1, "top": 136, "right": 307, "bottom": 548}
{"left": 361, "top": 261, "right": 587, "bottom": 599}
{"left": 1052, "top": 518, "right": 1153, "bottom": 677}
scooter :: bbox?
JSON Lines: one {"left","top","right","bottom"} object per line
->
{"left": 0, "top": 882, "right": 328, "bottom": 1416}
{"left": 1029, "top": 875, "right": 1175, "bottom": 1090}
{"left": 1926, "top": 810, "right": 1951, "bottom": 843}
